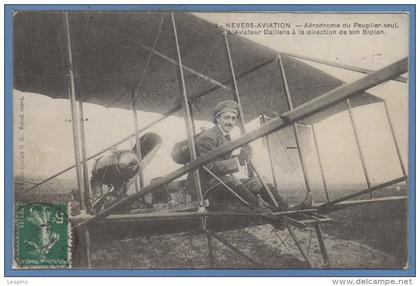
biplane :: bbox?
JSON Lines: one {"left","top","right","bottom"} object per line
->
{"left": 13, "top": 11, "right": 409, "bottom": 269}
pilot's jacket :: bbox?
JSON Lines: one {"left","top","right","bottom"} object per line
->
{"left": 187, "top": 125, "right": 286, "bottom": 209}
{"left": 196, "top": 126, "right": 238, "bottom": 181}
{"left": 186, "top": 125, "right": 244, "bottom": 202}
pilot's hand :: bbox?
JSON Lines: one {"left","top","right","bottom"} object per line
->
{"left": 238, "top": 145, "right": 252, "bottom": 166}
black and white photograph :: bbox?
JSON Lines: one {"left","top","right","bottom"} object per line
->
{"left": 11, "top": 9, "right": 410, "bottom": 271}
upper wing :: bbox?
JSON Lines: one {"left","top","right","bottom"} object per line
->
{"left": 13, "top": 11, "right": 381, "bottom": 123}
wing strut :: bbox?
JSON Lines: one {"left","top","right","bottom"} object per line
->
{"left": 284, "top": 52, "right": 408, "bottom": 83}
{"left": 171, "top": 13, "right": 203, "bottom": 206}
{"left": 286, "top": 225, "right": 314, "bottom": 267}
{"left": 314, "top": 224, "right": 331, "bottom": 267}
{"left": 310, "top": 124, "right": 331, "bottom": 202}
{"left": 260, "top": 115, "right": 279, "bottom": 189}
{"left": 346, "top": 98, "right": 373, "bottom": 198}
{"left": 128, "top": 15, "right": 166, "bottom": 192}
{"left": 64, "top": 12, "right": 86, "bottom": 212}
{"left": 382, "top": 101, "right": 407, "bottom": 178}
{"left": 222, "top": 31, "right": 253, "bottom": 177}
{"left": 78, "top": 101, "right": 92, "bottom": 210}
{"left": 277, "top": 54, "right": 312, "bottom": 195}
{"left": 64, "top": 12, "right": 92, "bottom": 268}
{"left": 222, "top": 31, "right": 279, "bottom": 208}
{"left": 75, "top": 57, "right": 407, "bottom": 228}
{"left": 131, "top": 91, "right": 144, "bottom": 190}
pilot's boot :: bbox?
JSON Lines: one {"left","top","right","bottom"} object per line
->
{"left": 257, "top": 183, "right": 288, "bottom": 211}
{"left": 290, "top": 192, "right": 314, "bottom": 211}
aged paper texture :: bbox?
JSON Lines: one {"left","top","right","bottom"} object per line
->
{"left": 12, "top": 11, "right": 409, "bottom": 270}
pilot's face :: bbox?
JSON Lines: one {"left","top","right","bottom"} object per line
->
{"left": 216, "top": 111, "right": 237, "bottom": 133}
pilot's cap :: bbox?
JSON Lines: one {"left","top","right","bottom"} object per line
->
{"left": 212, "top": 100, "right": 240, "bottom": 123}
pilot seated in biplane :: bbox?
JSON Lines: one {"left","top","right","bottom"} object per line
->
{"left": 174, "top": 100, "right": 309, "bottom": 211}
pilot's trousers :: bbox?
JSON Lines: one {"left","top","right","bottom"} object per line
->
{"left": 199, "top": 174, "right": 288, "bottom": 210}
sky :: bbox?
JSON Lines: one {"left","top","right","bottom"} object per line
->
{"left": 13, "top": 12, "right": 409, "bottom": 202}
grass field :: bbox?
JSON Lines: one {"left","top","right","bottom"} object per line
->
{"left": 15, "top": 177, "right": 408, "bottom": 269}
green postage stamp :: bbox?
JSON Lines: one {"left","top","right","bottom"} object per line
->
{"left": 15, "top": 203, "right": 71, "bottom": 268}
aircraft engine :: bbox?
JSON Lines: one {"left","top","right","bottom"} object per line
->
{"left": 92, "top": 150, "right": 141, "bottom": 187}
{"left": 89, "top": 133, "right": 162, "bottom": 213}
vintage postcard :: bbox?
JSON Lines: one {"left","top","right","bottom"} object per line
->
{"left": 7, "top": 6, "right": 413, "bottom": 276}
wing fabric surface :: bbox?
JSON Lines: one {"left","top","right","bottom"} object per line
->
{"left": 14, "top": 11, "right": 381, "bottom": 123}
